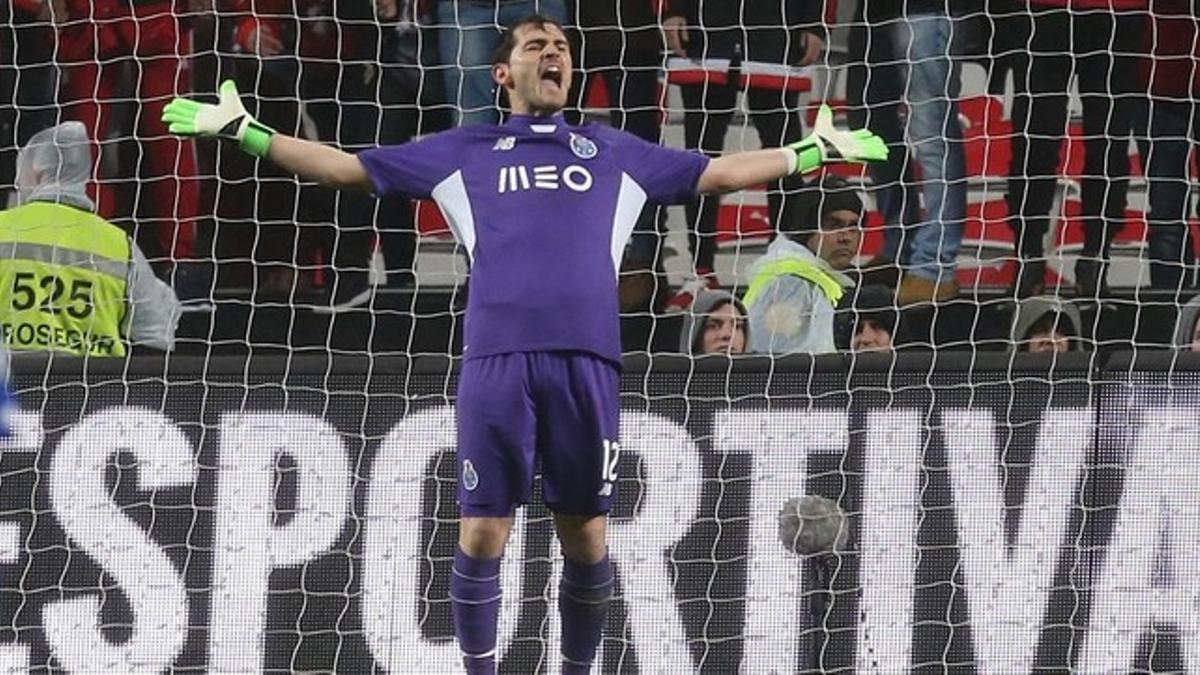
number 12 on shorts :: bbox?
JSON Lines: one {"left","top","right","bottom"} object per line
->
{"left": 598, "top": 439, "right": 620, "bottom": 497}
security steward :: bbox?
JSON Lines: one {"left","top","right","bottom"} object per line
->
{"left": 0, "top": 122, "right": 179, "bottom": 356}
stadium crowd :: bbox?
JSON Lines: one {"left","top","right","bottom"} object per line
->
{"left": 0, "top": 0, "right": 1197, "bottom": 357}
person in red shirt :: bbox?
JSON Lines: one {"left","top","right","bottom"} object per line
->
{"left": 985, "top": 0, "right": 1147, "bottom": 298}
{"left": 56, "top": 0, "right": 201, "bottom": 265}
{"left": 1143, "top": 0, "right": 1200, "bottom": 292}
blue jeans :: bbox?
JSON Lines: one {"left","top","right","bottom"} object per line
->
{"left": 886, "top": 13, "right": 966, "bottom": 281}
{"left": 434, "top": 0, "right": 568, "bottom": 127}
{"left": 1147, "top": 100, "right": 1199, "bottom": 290}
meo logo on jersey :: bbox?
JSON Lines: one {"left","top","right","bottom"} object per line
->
{"left": 497, "top": 164, "right": 593, "bottom": 194}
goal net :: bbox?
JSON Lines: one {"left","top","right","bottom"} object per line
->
{"left": 0, "top": 1, "right": 1195, "bottom": 672}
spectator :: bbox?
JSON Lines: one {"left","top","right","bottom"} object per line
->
{"left": 1144, "top": 0, "right": 1199, "bottom": 293}
{"left": 987, "top": 0, "right": 1147, "bottom": 298}
{"left": 743, "top": 179, "right": 862, "bottom": 355}
{"left": 56, "top": 0, "right": 202, "bottom": 268}
{"left": 298, "top": 0, "right": 421, "bottom": 304}
{"left": 0, "top": 123, "right": 180, "bottom": 356}
{"left": 661, "top": 0, "right": 824, "bottom": 311}
{"left": 679, "top": 290, "right": 750, "bottom": 355}
{"left": 846, "top": 1, "right": 966, "bottom": 305}
{"left": 843, "top": 284, "right": 898, "bottom": 353}
{"left": 0, "top": 0, "right": 58, "bottom": 204}
{"left": 845, "top": 2, "right": 909, "bottom": 289}
{"left": 216, "top": 0, "right": 310, "bottom": 294}
{"left": 217, "top": 0, "right": 414, "bottom": 303}
{"left": 434, "top": 0, "right": 568, "bottom": 126}
{"left": 292, "top": 0, "right": 383, "bottom": 304}
{"left": 574, "top": 0, "right": 669, "bottom": 312}
{"left": 369, "top": 0, "right": 448, "bottom": 292}
{"left": 1010, "top": 296, "right": 1083, "bottom": 353}
{"left": 1173, "top": 295, "right": 1200, "bottom": 352}
{"left": 853, "top": 314, "right": 894, "bottom": 352}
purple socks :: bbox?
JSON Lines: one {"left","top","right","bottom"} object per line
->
{"left": 451, "top": 547, "right": 502, "bottom": 675}
{"left": 559, "top": 554, "right": 614, "bottom": 674}
{"left": 452, "top": 548, "right": 614, "bottom": 674}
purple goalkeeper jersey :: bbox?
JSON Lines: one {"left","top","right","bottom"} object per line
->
{"left": 359, "top": 114, "right": 710, "bottom": 364}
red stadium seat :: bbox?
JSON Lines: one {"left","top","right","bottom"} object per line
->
{"left": 964, "top": 198, "right": 1014, "bottom": 246}
{"left": 413, "top": 199, "right": 453, "bottom": 240}
{"left": 858, "top": 210, "right": 887, "bottom": 258}
{"left": 957, "top": 199, "right": 1020, "bottom": 289}
{"left": 958, "top": 95, "right": 1011, "bottom": 180}
{"left": 1054, "top": 200, "right": 1147, "bottom": 249}
{"left": 714, "top": 202, "right": 771, "bottom": 246}
{"left": 1060, "top": 121, "right": 1086, "bottom": 178}
{"left": 665, "top": 58, "right": 812, "bottom": 93}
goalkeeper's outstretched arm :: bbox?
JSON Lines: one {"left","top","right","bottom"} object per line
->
{"left": 162, "top": 81, "right": 372, "bottom": 192}
{"left": 166, "top": 83, "right": 885, "bottom": 196}
{"left": 697, "top": 104, "right": 887, "bottom": 195}
{"left": 268, "top": 135, "right": 371, "bottom": 192}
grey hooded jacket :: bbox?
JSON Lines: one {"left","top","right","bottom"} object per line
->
{"left": 1009, "top": 296, "right": 1084, "bottom": 352}
{"left": 1174, "top": 295, "right": 1200, "bottom": 349}
{"left": 678, "top": 289, "right": 750, "bottom": 355}
{"left": 744, "top": 236, "right": 854, "bottom": 355}
{"left": 11, "top": 122, "right": 181, "bottom": 351}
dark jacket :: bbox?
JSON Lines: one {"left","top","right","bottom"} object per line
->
{"left": 1009, "top": 297, "right": 1084, "bottom": 353}
{"left": 575, "top": 0, "right": 664, "bottom": 66}
{"left": 664, "top": 0, "right": 825, "bottom": 66}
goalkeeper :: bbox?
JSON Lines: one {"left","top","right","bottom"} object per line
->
{"left": 163, "top": 15, "right": 885, "bottom": 674}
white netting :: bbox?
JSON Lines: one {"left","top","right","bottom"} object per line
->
{"left": 0, "top": 2, "right": 1196, "bottom": 673}
{"left": 0, "top": 3, "right": 1181, "bottom": 352}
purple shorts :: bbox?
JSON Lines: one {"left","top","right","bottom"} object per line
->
{"left": 456, "top": 352, "right": 620, "bottom": 517}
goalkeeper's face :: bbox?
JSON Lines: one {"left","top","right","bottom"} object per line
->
{"left": 494, "top": 23, "right": 573, "bottom": 116}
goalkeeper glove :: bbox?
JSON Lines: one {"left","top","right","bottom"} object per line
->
{"left": 161, "top": 80, "right": 275, "bottom": 158}
{"left": 785, "top": 104, "right": 888, "bottom": 175}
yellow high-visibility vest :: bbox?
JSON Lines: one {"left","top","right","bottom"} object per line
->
{"left": 0, "top": 202, "right": 130, "bottom": 357}
{"left": 741, "top": 257, "right": 845, "bottom": 309}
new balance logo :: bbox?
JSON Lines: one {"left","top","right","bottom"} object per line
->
{"left": 497, "top": 164, "right": 593, "bottom": 194}
{"left": 492, "top": 136, "right": 516, "bottom": 151}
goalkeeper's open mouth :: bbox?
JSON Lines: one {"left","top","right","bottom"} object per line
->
{"left": 539, "top": 64, "right": 565, "bottom": 94}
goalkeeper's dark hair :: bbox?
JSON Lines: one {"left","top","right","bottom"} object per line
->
{"left": 492, "top": 15, "right": 567, "bottom": 67}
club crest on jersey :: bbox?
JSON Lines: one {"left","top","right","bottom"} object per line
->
{"left": 569, "top": 133, "right": 598, "bottom": 160}
{"left": 492, "top": 136, "right": 516, "bottom": 151}
{"left": 462, "top": 459, "right": 479, "bottom": 491}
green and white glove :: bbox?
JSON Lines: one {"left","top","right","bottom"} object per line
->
{"left": 785, "top": 104, "right": 888, "bottom": 175}
{"left": 161, "top": 80, "right": 275, "bottom": 158}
